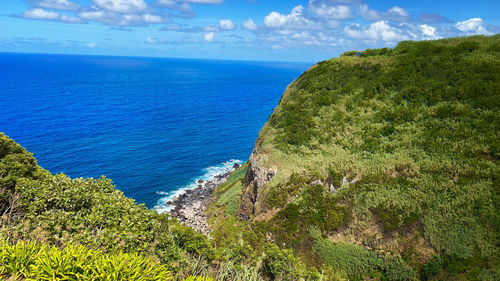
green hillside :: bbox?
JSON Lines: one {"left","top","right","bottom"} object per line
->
{"left": 1, "top": 35, "right": 499, "bottom": 281}
{"left": 216, "top": 35, "right": 499, "bottom": 280}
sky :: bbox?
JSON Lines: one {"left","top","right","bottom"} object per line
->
{"left": 1, "top": 0, "right": 499, "bottom": 62}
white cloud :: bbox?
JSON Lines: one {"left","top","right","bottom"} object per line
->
{"left": 60, "top": 14, "right": 83, "bottom": 23}
{"left": 204, "top": 32, "right": 215, "bottom": 42}
{"left": 146, "top": 36, "right": 201, "bottom": 45}
{"left": 92, "top": 0, "right": 147, "bottom": 14}
{"left": 142, "top": 14, "right": 164, "bottom": 23}
{"left": 418, "top": 24, "right": 439, "bottom": 39}
{"left": 78, "top": 10, "right": 109, "bottom": 21}
{"left": 86, "top": 42, "right": 96, "bottom": 48}
{"left": 455, "top": 18, "right": 492, "bottom": 35}
{"left": 359, "top": 4, "right": 410, "bottom": 22}
{"left": 344, "top": 21, "right": 409, "bottom": 42}
{"left": 219, "top": 19, "right": 235, "bottom": 30}
{"left": 264, "top": 5, "right": 321, "bottom": 30}
{"left": 242, "top": 18, "right": 257, "bottom": 31}
{"left": 77, "top": 9, "right": 163, "bottom": 26}
{"left": 156, "top": 0, "right": 222, "bottom": 17}
{"left": 157, "top": 0, "right": 193, "bottom": 16}
{"left": 22, "top": 8, "right": 59, "bottom": 20}
{"left": 36, "top": 0, "right": 80, "bottom": 11}
{"left": 309, "top": 3, "right": 353, "bottom": 20}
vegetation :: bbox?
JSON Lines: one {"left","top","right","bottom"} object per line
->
{"left": 236, "top": 35, "right": 499, "bottom": 279}
{"left": 309, "top": 227, "right": 382, "bottom": 278}
{"left": 384, "top": 256, "right": 417, "bottom": 281}
{"left": 214, "top": 164, "right": 248, "bottom": 217}
{"left": 0, "top": 239, "right": 172, "bottom": 281}
{"left": 1, "top": 35, "right": 499, "bottom": 280}
{"left": 421, "top": 255, "right": 442, "bottom": 280}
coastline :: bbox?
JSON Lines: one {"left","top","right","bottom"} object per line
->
{"left": 156, "top": 161, "right": 241, "bottom": 235}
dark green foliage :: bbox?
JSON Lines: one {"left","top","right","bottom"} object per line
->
{"left": 265, "top": 172, "right": 307, "bottom": 209}
{"left": 0, "top": 133, "right": 43, "bottom": 220}
{"left": 341, "top": 50, "right": 357, "bottom": 57}
{"left": 261, "top": 243, "right": 303, "bottom": 280}
{"left": 421, "top": 255, "right": 442, "bottom": 280}
{"left": 439, "top": 253, "right": 499, "bottom": 280}
{"left": 385, "top": 256, "right": 417, "bottom": 281}
{"left": 0, "top": 133, "right": 214, "bottom": 275}
{"left": 170, "top": 224, "right": 215, "bottom": 261}
{"left": 265, "top": 35, "right": 499, "bottom": 268}
{"left": 360, "top": 48, "right": 392, "bottom": 57}
{"left": 270, "top": 90, "right": 315, "bottom": 149}
{"left": 260, "top": 243, "right": 325, "bottom": 280}
{"left": 309, "top": 227, "right": 383, "bottom": 278}
{"left": 301, "top": 184, "right": 349, "bottom": 232}
{"left": 376, "top": 202, "right": 420, "bottom": 232}
{"left": 267, "top": 178, "right": 349, "bottom": 253}
{"left": 272, "top": 35, "right": 500, "bottom": 150}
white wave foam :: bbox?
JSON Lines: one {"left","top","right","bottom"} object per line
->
{"left": 153, "top": 159, "right": 242, "bottom": 214}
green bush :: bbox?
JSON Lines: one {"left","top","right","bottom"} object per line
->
{"left": 0, "top": 134, "right": 215, "bottom": 275}
{"left": 261, "top": 243, "right": 309, "bottom": 280}
{"left": 0, "top": 239, "right": 172, "bottom": 281}
{"left": 310, "top": 227, "right": 383, "bottom": 278}
{"left": 421, "top": 255, "right": 442, "bottom": 280}
{"left": 385, "top": 256, "right": 417, "bottom": 281}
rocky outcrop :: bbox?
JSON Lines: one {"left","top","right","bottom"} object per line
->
{"left": 169, "top": 166, "right": 237, "bottom": 236}
{"left": 238, "top": 146, "right": 276, "bottom": 220}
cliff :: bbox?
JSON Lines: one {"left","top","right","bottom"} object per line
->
{"left": 218, "top": 34, "right": 499, "bottom": 279}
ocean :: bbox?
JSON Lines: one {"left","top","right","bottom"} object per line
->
{"left": 0, "top": 53, "right": 311, "bottom": 210}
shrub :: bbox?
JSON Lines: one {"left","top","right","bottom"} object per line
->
{"left": 0, "top": 239, "right": 172, "bottom": 281}
{"left": 0, "top": 133, "right": 217, "bottom": 274}
{"left": 310, "top": 227, "right": 383, "bottom": 278}
{"left": 261, "top": 243, "right": 307, "bottom": 280}
{"left": 385, "top": 256, "right": 417, "bottom": 281}
{"left": 421, "top": 255, "right": 442, "bottom": 280}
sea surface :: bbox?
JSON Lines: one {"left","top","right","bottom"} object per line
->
{"left": 0, "top": 53, "right": 311, "bottom": 210}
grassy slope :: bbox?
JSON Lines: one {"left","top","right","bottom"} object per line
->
{"left": 211, "top": 35, "right": 499, "bottom": 280}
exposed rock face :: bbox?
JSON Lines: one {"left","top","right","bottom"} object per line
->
{"left": 238, "top": 146, "right": 276, "bottom": 220}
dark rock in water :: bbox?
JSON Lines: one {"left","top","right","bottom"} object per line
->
{"left": 198, "top": 180, "right": 204, "bottom": 184}
{"left": 233, "top": 163, "right": 240, "bottom": 169}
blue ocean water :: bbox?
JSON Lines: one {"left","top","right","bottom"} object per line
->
{"left": 0, "top": 53, "right": 310, "bottom": 209}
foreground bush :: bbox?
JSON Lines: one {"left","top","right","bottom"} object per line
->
{"left": 0, "top": 239, "right": 172, "bottom": 281}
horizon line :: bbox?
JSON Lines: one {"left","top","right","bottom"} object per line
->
{"left": 0, "top": 50, "right": 318, "bottom": 65}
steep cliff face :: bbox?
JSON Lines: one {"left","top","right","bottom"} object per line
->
{"left": 238, "top": 143, "right": 276, "bottom": 220}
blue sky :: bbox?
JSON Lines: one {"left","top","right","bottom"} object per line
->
{"left": 1, "top": 0, "right": 499, "bottom": 62}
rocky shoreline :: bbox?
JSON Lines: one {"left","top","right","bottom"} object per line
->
{"left": 168, "top": 162, "right": 240, "bottom": 236}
